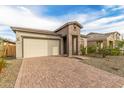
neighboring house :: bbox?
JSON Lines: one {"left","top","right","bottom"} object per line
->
{"left": 11, "top": 21, "right": 87, "bottom": 59}
{"left": 0, "top": 38, "right": 16, "bottom": 57}
{"left": 87, "top": 31, "right": 120, "bottom": 49}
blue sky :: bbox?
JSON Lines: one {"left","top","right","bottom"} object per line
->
{"left": 0, "top": 5, "right": 124, "bottom": 41}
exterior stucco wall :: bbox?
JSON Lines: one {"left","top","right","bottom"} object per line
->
{"left": 113, "top": 33, "right": 120, "bottom": 40}
{"left": 56, "top": 26, "right": 68, "bottom": 36}
{"left": 56, "top": 26, "right": 68, "bottom": 55}
{"left": 16, "top": 31, "right": 62, "bottom": 59}
{"left": 87, "top": 34, "right": 117, "bottom": 49}
{"left": 86, "top": 32, "right": 120, "bottom": 51}
{"left": 68, "top": 25, "right": 80, "bottom": 35}
{"left": 87, "top": 41, "right": 96, "bottom": 46}
{"left": 68, "top": 25, "right": 81, "bottom": 56}
{"left": 56, "top": 24, "right": 81, "bottom": 56}
{"left": 87, "top": 40, "right": 107, "bottom": 48}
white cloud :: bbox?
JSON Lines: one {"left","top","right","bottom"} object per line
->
{"left": 0, "top": 6, "right": 110, "bottom": 31}
{"left": 111, "top": 5, "right": 124, "bottom": 11}
{"left": 0, "top": 6, "right": 103, "bottom": 31}
{"left": 82, "top": 9, "right": 124, "bottom": 35}
{"left": 59, "top": 13, "right": 89, "bottom": 24}
{"left": 18, "top": 6, "right": 33, "bottom": 15}
{"left": 103, "top": 5, "right": 124, "bottom": 11}
{"left": 0, "top": 5, "right": 124, "bottom": 40}
{"left": 0, "top": 6, "right": 62, "bottom": 30}
{"left": 85, "top": 15, "right": 124, "bottom": 27}
{"left": 82, "top": 18, "right": 124, "bottom": 35}
{"left": 58, "top": 9, "right": 106, "bottom": 26}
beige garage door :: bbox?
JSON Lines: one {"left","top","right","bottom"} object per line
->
{"left": 23, "top": 38, "right": 60, "bottom": 58}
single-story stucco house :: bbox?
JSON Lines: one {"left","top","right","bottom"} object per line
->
{"left": 11, "top": 21, "right": 87, "bottom": 59}
{"left": 87, "top": 31, "right": 120, "bottom": 49}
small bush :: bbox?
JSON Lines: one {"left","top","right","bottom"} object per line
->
{"left": 0, "top": 58, "right": 6, "bottom": 73}
{"left": 80, "top": 45, "right": 86, "bottom": 55}
{"left": 97, "top": 48, "right": 110, "bottom": 58}
{"left": 110, "top": 48, "right": 120, "bottom": 56}
{"left": 87, "top": 44, "right": 121, "bottom": 57}
{"left": 0, "top": 39, "right": 6, "bottom": 73}
{"left": 87, "top": 45, "right": 97, "bottom": 54}
{"left": 97, "top": 47, "right": 120, "bottom": 57}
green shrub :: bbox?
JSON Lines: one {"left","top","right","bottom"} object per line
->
{"left": 0, "top": 39, "right": 6, "bottom": 73}
{"left": 0, "top": 58, "right": 6, "bottom": 73}
{"left": 110, "top": 48, "right": 120, "bottom": 56}
{"left": 97, "top": 47, "right": 120, "bottom": 57}
{"left": 87, "top": 45, "right": 97, "bottom": 54}
{"left": 97, "top": 48, "right": 111, "bottom": 58}
{"left": 116, "top": 40, "right": 124, "bottom": 48}
{"left": 87, "top": 44, "right": 121, "bottom": 57}
{"left": 80, "top": 45, "right": 86, "bottom": 55}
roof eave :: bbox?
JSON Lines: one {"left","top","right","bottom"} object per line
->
{"left": 11, "top": 27, "right": 60, "bottom": 36}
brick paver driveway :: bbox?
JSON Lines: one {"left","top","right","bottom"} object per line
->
{"left": 15, "top": 56, "right": 124, "bottom": 88}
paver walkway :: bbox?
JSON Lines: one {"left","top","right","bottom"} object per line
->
{"left": 15, "top": 56, "right": 124, "bottom": 88}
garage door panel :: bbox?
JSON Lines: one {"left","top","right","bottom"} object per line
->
{"left": 48, "top": 40, "right": 59, "bottom": 56}
{"left": 23, "top": 38, "right": 59, "bottom": 58}
{"left": 23, "top": 39, "right": 47, "bottom": 58}
{"left": 52, "top": 46, "right": 59, "bottom": 55}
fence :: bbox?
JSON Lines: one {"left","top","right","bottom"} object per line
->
{"left": 0, "top": 42, "right": 16, "bottom": 57}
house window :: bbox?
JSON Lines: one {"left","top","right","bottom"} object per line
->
{"left": 73, "top": 25, "right": 77, "bottom": 31}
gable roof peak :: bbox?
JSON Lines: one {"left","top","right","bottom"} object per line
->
{"left": 54, "top": 21, "right": 83, "bottom": 32}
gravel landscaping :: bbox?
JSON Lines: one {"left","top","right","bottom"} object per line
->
{"left": 0, "top": 58, "right": 22, "bottom": 88}
{"left": 80, "top": 56, "right": 124, "bottom": 77}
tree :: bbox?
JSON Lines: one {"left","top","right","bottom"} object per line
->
{"left": 116, "top": 40, "right": 124, "bottom": 48}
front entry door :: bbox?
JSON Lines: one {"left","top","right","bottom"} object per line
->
{"left": 72, "top": 36, "right": 78, "bottom": 55}
{"left": 63, "top": 36, "right": 67, "bottom": 54}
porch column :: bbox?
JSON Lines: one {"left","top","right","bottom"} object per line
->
{"left": 77, "top": 36, "right": 81, "bottom": 55}
{"left": 67, "top": 34, "right": 72, "bottom": 57}
{"left": 60, "top": 38, "right": 64, "bottom": 55}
